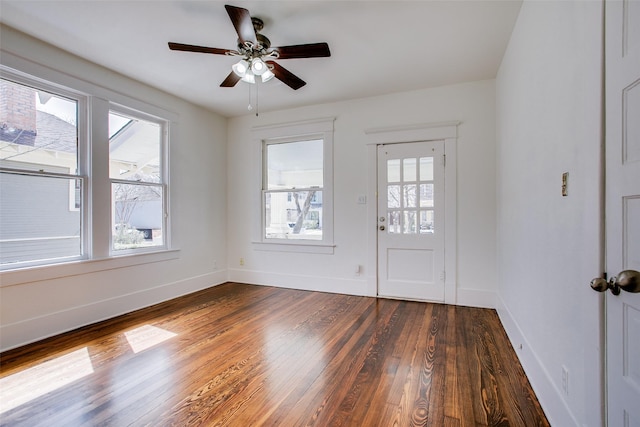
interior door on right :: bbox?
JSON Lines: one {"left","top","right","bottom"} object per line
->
{"left": 604, "top": 1, "right": 640, "bottom": 425}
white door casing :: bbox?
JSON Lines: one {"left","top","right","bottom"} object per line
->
{"left": 603, "top": 0, "right": 640, "bottom": 425}
{"left": 365, "top": 122, "right": 458, "bottom": 304}
{"left": 377, "top": 141, "right": 445, "bottom": 301}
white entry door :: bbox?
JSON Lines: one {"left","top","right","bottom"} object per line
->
{"left": 377, "top": 141, "right": 445, "bottom": 301}
{"left": 597, "top": 1, "right": 640, "bottom": 425}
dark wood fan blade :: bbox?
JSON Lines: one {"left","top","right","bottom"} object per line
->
{"left": 225, "top": 5, "right": 257, "bottom": 45}
{"left": 168, "top": 42, "right": 231, "bottom": 55}
{"left": 220, "top": 71, "right": 241, "bottom": 87}
{"left": 272, "top": 42, "right": 331, "bottom": 59}
{"left": 266, "top": 61, "right": 306, "bottom": 90}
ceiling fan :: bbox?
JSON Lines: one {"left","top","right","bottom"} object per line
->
{"left": 168, "top": 4, "right": 331, "bottom": 90}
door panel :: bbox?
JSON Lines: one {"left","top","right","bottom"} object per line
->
{"left": 605, "top": 0, "right": 640, "bottom": 425}
{"left": 377, "top": 141, "right": 444, "bottom": 301}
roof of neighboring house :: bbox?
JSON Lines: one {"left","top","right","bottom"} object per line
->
{"left": 0, "top": 111, "right": 76, "bottom": 153}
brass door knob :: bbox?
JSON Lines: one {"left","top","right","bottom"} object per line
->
{"left": 590, "top": 270, "right": 640, "bottom": 295}
{"left": 379, "top": 225, "right": 385, "bottom": 231}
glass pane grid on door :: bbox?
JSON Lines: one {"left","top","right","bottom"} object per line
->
{"left": 387, "top": 156, "right": 434, "bottom": 234}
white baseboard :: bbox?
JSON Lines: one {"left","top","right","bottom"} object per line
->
{"left": 0, "top": 270, "right": 227, "bottom": 352}
{"left": 456, "top": 288, "right": 497, "bottom": 308}
{"left": 228, "top": 268, "right": 371, "bottom": 297}
{"left": 495, "top": 296, "right": 579, "bottom": 427}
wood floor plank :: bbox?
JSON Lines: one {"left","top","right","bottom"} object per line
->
{"left": 0, "top": 283, "right": 549, "bottom": 426}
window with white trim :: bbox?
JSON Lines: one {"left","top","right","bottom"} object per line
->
{"left": 254, "top": 118, "right": 334, "bottom": 252}
{"left": 264, "top": 138, "right": 324, "bottom": 240}
{"left": 109, "top": 108, "right": 166, "bottom": 252}
{"left": 0, "top": 67, "right": 172, "bottom": 271}
{"left": 0, "top": 76, "right": 86, "bottom": 268}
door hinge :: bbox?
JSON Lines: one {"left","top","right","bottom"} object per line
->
{"left": 442, "top": 154, "right": 446, "bottom": 167}
{"left": 440, "top": 271, "right": 446, "bottom": 281}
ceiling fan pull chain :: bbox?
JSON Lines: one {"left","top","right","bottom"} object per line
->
{"left": 255, "top": 83, "right": 259, "bottom": 117}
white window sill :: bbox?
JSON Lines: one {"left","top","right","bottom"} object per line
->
{"left": 252, "top": 241, "right": 335, "bottom": 254}
{"left": 0, "top": 249, "right": 180, "bottom": 287}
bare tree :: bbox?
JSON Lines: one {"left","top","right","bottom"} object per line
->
{"left": 291, "top": 191, "right": 316, "bottom": 234}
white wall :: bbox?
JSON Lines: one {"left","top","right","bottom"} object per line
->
{"left": 227, "top": 79, "right": 497, "bottom": 307}
{"left": 496, "top": 1, "right": 603, "bottom": 426}
{"left": 0, "top": 25, "right": 228, "bottom": 351}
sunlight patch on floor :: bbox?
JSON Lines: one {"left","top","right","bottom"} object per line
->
{"left": 0, "top": 347, "right": 94, "bottom": 414}
{"left": 124, "top": 324, "right": 177, "bottom": 353}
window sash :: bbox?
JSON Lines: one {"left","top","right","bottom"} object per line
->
{"left": 253, "top": 118, "right": 335, "bottom": 249}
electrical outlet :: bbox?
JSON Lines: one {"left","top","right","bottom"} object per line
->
{"left": 239, "top": 257, "right": 244, "bottom": 266}
{"left": 561, "top": 366, "right": 569, "bottom": 396}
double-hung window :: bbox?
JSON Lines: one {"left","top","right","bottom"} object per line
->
{"left": 255, "top": 118, "right": 334, "bottom": 253}
{"left": 109, "top": 108, "right": 166, "bottom": 252}
{"left": 0, "top": 65, "right": 172, "bottom": 271}
{"left": 264, "top": 139, "right": 324, "bottom": 240}
{"left": 0, "top": 76, "right": 86, "bottom": 268}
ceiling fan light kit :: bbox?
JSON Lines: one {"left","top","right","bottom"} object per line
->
{"left": 168, "top": 4, "right": 330, "bottom": 90}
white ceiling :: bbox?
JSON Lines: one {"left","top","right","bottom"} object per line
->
{"left": 0, "top": 1, "right": 522, "bottom": 118}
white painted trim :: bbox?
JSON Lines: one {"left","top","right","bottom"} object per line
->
{"left": 364, "top": 121, "right": 460, "bottom": 145}
{"left": 251, "top": 241, "right": 335, "bottom": 254}
{"left": 496, "top": 296, "right": 579, "bottom": 427}
{"left": 443, "top": 137, "right": 458, "bottom": 305}
{"left": 0, "top": 270, "right": 226, "bottom": 352}
{"left": 251, "top": 117, "right": 336, "bottom": 137}
{"left": 365, "top": 122, "right": 459, "bottom": 304}
{"left": 0, "top": 249, "right": 181, "bottom": 287}
{"left": 228, "top": 268, "right": 370, "bottom": 297}
{"left": 251, "top": 117, "right": 336, "bottom": 250}
{"left": 455, "top": 288, "right": 496, "bottom": 309}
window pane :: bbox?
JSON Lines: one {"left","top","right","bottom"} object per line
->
{"left": 264, "top": 191, "right": 322, "bottom": 240}
{"left": 420, "top": 157, "right": 433, "bottom": 181}
{"left": 387, "top": 159, "right": 400, "bottom": 183}
{"left": 0, "top": 79, "right": 78, "bottom": 174}
{"left": 1, "top": 172, "right": 81, "bottom": 266}
{"left": 112, "top": 183, "right": 163, "bottom": 250}
{"left": 403, "top": 158, "right": 416, "bottom": 181}
{"left": 109, "top": 111, "right": 161, "bottom": 183}
{"left": 267, "top": 140, "right": 323, "bottom": 190}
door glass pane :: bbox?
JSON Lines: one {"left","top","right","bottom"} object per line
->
{"left": 403, "top": 158, "right": 416, "bottom": 181}
{"left": 388, "top": 211, "right": 401, "bottom": 234}
{"left": 420, "top": 210, "right": 434, "bottom": 234}
{"left": 112, "top": 183, "right": 163, "bottom": 250}
{"left": 403, "top": 184, "right": 417, "bottom": 208}
{"left": 403, "top": 211, "right": 417, "bottom": 234}
{"left": 420, "top": 157, "right": 433, "bottom": 181}
{"left": 388, "top": 185, "right": 400, "bottom": 208}
{"left": 0, "top": 172, "right": 81, "bottom": 266}
{"left": 387, "top": 159, "right": 400, "bottom": 183}
{"left": 420, "top": 183, "right": 434, "bottom": 207}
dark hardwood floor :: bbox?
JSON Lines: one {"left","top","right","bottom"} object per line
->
{"left": 0, "top": 283, "right": 549, "bottom": 426}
